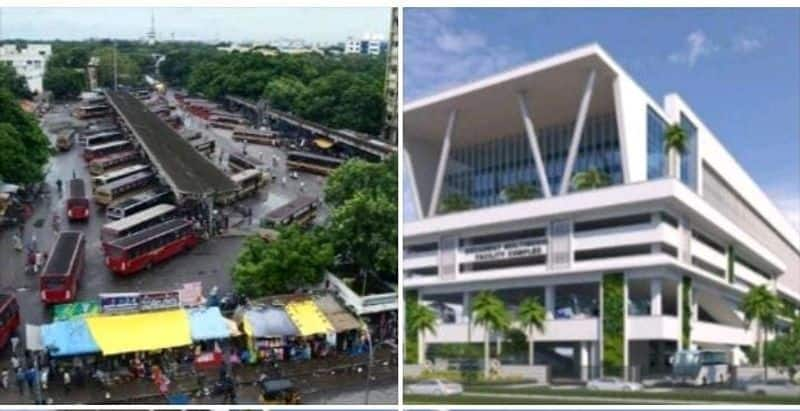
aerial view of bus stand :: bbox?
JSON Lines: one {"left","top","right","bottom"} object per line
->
{"left": 0, "top": 86, "right": 397, "bottom": 404}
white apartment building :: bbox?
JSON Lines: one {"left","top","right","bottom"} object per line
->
{"left": 403, "top": 44, "right": 800, "bottom": 381}
{"left": 0, "top": 43, "right": 52, "bottom": 95}
{"left": 345, "top": 34, "right": 387, "bottom": 56}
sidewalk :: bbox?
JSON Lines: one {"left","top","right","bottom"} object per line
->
{"left": 0, "top": 348, "right": 395, "bottom": 404}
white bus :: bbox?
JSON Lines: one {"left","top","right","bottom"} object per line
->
{"left": 671, "top": 349, "right": 730, "bottom": 386}
{"left": 106, "top": 187, "right": 172, "bottom": 220}
{"left": 101, "top": 203, "right": 178, "bottom": 244}
{"left": 91, "top": 164, "right": 150, "bottom": 190}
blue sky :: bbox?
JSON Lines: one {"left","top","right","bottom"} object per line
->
{"left": 2, "top": 8, "right": 389, "bottom": 43}
{"left": 403, "top": 8, "right": 800, "bottom": 229}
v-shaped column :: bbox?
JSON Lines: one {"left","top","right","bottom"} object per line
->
{"left": 559, "top": 69, "right": 597, "bottom": 195}
{"left": 517, "top": 92, "right": 552, "bottom": 198}
{"left": 428, "top": 109, "right": 457, "bottom": 217}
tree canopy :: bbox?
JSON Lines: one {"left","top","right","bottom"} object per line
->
{"left": 0, "top": 88, "right": 50, "bottom": 184}
{"left": 44, "top": 67, "right": 85, "bottom": 100}
{"left": 0, "top": 64, "right": 31, "bottom": 99}
{"left": 232, "top": 226, "right": 334, "bottom": 297}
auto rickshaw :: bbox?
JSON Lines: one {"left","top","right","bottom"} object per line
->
{"left": 259, "top": 379, "right": 301, "bottom": 404}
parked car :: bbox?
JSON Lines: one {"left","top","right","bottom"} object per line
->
{"left": 586, "top": 377, "right": 643, "bottom": 391}
{"left": 745, "top": 381, "right": 800, "bottom": 397}
{"left": 405, "top": 379, "right": 464, "bottom": 396}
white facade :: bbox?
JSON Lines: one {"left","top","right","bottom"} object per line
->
{"left": 344, "top": 33, "right": 386, "bottom": 56}
{"left": 0, "top": 44, "right": 52, "bottom": 95}
{"left": 404, "top": 44, "right": 800, "bottom": 380}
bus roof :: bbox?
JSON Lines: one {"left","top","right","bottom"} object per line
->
{"left": 68, "top": 179, "right": 85, "bottom": 199}
{"left": 86, "top": 140, "right": 130, "bottom": 151}
{"left": 42, "top": 231, "right": 83, "bottom": 277}
{"left": 287, "top": 150, "right": 345, "bottom": 164}
{"left": 231, "top": 169, "right": 262, "bottom": 183}
{"left": 108, "top": 187, "right": 169, "bottom": 210}
{"left": 109, "top": 218, "right": 190, "bottom": 250}
{"left": 91, "top": 150, "right": 138, "bottom": 165}
{"left": 228, "top": 152, "right": 263, "bottom": 168}
{"left": 265, "top": 196, "right": 318, "bottom": 221}
{"left": 103, "top": 203, "right": 177, "bottom": 232}
{"left": 85, "top": 131, "right": 121, "bottom": 140}
{"left": 98, "top": 171, "right": 153, "bottom": 191}
{"left": 96, "top": 164, "right": 149, "bottom": 180}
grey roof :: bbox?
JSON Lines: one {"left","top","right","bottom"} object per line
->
{"left": 243, "top": 307, "right": 298, "bottom": 338}
{"left": 106, "top": 91, "right": 236, "bottom": 196}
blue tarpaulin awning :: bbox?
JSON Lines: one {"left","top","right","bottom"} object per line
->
{"left": 189, "top": 306, "right": 231, "bottom": 341}
{"left": 41, "top": 319, "right": 100, "bottom": 357}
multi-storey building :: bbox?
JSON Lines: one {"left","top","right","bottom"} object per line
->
{"left": 345, "top": 34, "right": 387, "bottom": 56}
{"left": 403, "top": 44, "right": 800, "bottom": 380}
{"left": 382, "top": 8, "right": 399, "bottom": 144}
{"left": 0, "top": 43, "right": 52, "bottom": 94}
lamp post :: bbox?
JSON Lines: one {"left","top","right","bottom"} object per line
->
{"left": 363, "top": 324, "right": 373, "bottom": 404}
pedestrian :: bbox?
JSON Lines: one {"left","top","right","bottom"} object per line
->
{"left": 34, "top": 252, "right": 44, "bottom": 273}
{"left": 12, "top": 233, "right": 22, "bottom": 252}
{"left": 1, "top": 369, "right": 8, "bottom": 390}
{"left": 24, "top": 365, "right": 35, "bottom": 392}
{"left": 31, "top": 234, "right": 37, "bottom": 252}
{"left": 247, "top": 208, "right": 252, "bottom": 225}
{"left": 281, "top": 176, "right": 287, "bottom": 186}
{"left": 62, "top": 369, "right": 71, "bottom": 395}
{"left": 40, "top": 366, "right": 48, "bottom": 391}
{"left": 55, "top": 179, "right": 62, "bottom": 196}
{"left": 10, "top": 334, "right": 19, "bottom": 353}
{"left": 299, "top": 181, "right": 305, "bottom": 192}
{"left": 10, "top": 355, "right": 19, "bottom": 370}
{"left": 15, "top": 368, "right": 24, "bottom": 396}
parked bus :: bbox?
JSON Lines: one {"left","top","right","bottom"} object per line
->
{"left": 75, "top": 104, "right": 110, "bottom": 120}
{"left": 286, "top": 151, "right": 344, "bottom": 175}
{"left": 88, "top": 150, "right": 140, "bottom": 176}
{"left": 209, "top": 121, "right": 236, "bottom": 130}
{"left": 0, "top": 295, "right": 20, "bottom": 350}
{"left": 261, "top": 196, "right": 319, "bottom": 228}
{"left": 65, "top": 179, "right": 89, "bottom": 221}
{"left": 40, "top": 231, "right": 85, "bottom": 304}
{"left": 101, "top": 203, "right": 178, "bottom": 244}
{"left": 104, "top": 219, "right": 198, "bottom": 276}
{"left": 216, "top": 169, "right": 268, "bottom": 206}
{"left": 227, "top": 152, "right": 261, "bottom": 173}
{"left": 107, "top": 187, "right": 172, "bottom": 220}
{"left": 94, "top": 171, "right": 155, "bottom": 206}
{"left": 56, "top": 130, "right": 76, "bottom": 151}
{"left": 84, "top": 131, "right": 123, "bottom": 148}
{"left": 79, "top": 125, "right": 119, "bottom": 146}
{"left": 232, "top": 128, "right": 281, "bottom": 146}
{"left": 193, "top": 140, "right": 215, "bottom": 157}
{"left": 671, "top": 349, "right": 730, "bottom": 386}
{"left": 83, "top": 140, "right": 132, "bottom": 162}
{"left": 91, "top": 164, "right": 150, "bottom": 190}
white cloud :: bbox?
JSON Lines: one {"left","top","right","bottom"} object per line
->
{"left": 404, "top": 9, "right": 526, "bottom": 101}
{"left": 732, "top": 31, "right": 765, "bottom": 53}
{"left": 668, "top": 30, "right": 717, "bottom": 67}
{"left": 766, "top": 184, "right": 800, "bottom": 233}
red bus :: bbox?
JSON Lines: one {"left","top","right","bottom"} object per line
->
{"left": 104, "top": 219, "right": 198, "bottom": 276}
{"left": 0, "top": 295, "right": 20, "bottom": 349}
{"left": 65, "top": 179, "right": 89, "bottom": 221}
{"left": 40, "top": 232, "right": 85, "bottom": 304}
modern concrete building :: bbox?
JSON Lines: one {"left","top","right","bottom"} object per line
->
{"left": 0, "top": 43, "right": 52, "bottom": 94}
{"left": 345, "top": 33, "right": 387, "bottom": 56}
{"left": 403, "top": 44, "right": 800, "bottom": 381}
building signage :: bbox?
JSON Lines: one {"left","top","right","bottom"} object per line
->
{"left": 461, "top": 240, "right": 547, "bottom": 263}
{"left": 99, "top": 290, "right": 181, "bottom": 313}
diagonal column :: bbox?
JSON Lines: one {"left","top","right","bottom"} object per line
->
{"left": 559, "top": 69, "right": 597, "bottom": 195}
{"left": 428, "top": 109, "right": 457, "bottom": 217}
{"left": 517, "top": 92, "right": 552, "bottom": 197}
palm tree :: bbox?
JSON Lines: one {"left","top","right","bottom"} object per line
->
{"left": 742, "top": 285, "right": 782, "bottom": 379}
{"left": 664, "top": 124, "right": 688, "bottom": 179}
{"left": 439, "top": 192, "right": 473, "bottom": 214}
{"left": 517, "top": 297, "right": 547, "bottom": 366}
{"left": 502, "top": 182, "right": 539, "bottom": 203}
{"left": 406, "top": 298, "right": 438, "bottom": 364}
{"left": 471, "top": 291, "right": 511, "bottom": 378}
{"left": 572, "top": 168, "right": 611, "bottom": 191}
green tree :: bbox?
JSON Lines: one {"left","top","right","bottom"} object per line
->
{"left": 232, "top": 226, "right": 334, "bottom": 297}
{"left": 262, "top": 76, "right": 308, "bottom": 112}
{"left": 327, "top": 190, "right": 397, "bottom": 292}
{"left": 0, "top": 89, "right": 50, "bottom": 184}
{"left": 517, "top": 297, "right": 547, "bottom": 366}
{"left": 502, "top": 182, "right": 539, "bottom": 203}
{"left": 742, "top": 285, "right": 782, "bottom": 379}
{"left": 324, "top": 156, "right": 397, "bottom": 209}
{"left": 406, "top": 298, "right": 438, "bottom": 364}
{"left": 764, "top": 317, "right": 800, "bottom": 382}
{"left": 471, "top": 291, "right": 511, "bottom": 378}
{"left": 439, "top": 192, "right": 473, "bottom": 214}
{"left": 572, "top": 168, "right": 611, "bottom": 191}
{"left": 44, "top": 66, "right": 85, "bottom": 100}
{"left": 664, "top": 124, "right": 688, "bottom": 179}
{"left": 0, "top": 64, "right": 31, "bottom": 99}
{"left": 95, "top": 47, "right": 144, "bottom": 88}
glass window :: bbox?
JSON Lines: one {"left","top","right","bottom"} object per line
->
{"left": 679, "top": 113, "right": 698, "bottom": 189}
{"left": 647, "top": 106, "right": 668, "bottom": 180}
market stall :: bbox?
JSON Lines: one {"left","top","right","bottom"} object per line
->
{"left": 313, "top": 294, "right": 363, "bottom": 351}
{"left": 41, "top": 318, "right": 100, "bottom": 357}
{"left": 86, "top": 309, "right": 192, "bottom": 355}
{"left": 242, "top": 306, "right": 298, "bottom": 362}
{"left": 188, "top": 306, "right": 231, "bottom": 369}
{"left": 284, "top": 298, "right": 335, "bottom": 360}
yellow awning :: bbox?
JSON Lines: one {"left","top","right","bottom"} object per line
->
{"left": 86, "top": 309, "right": 192, "bottom": 355}
{"left": 285, "top": 299, "right": 334, "bottom": 336}
{"left": 313, "top": 137, "right": 334, "bottom": 149}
